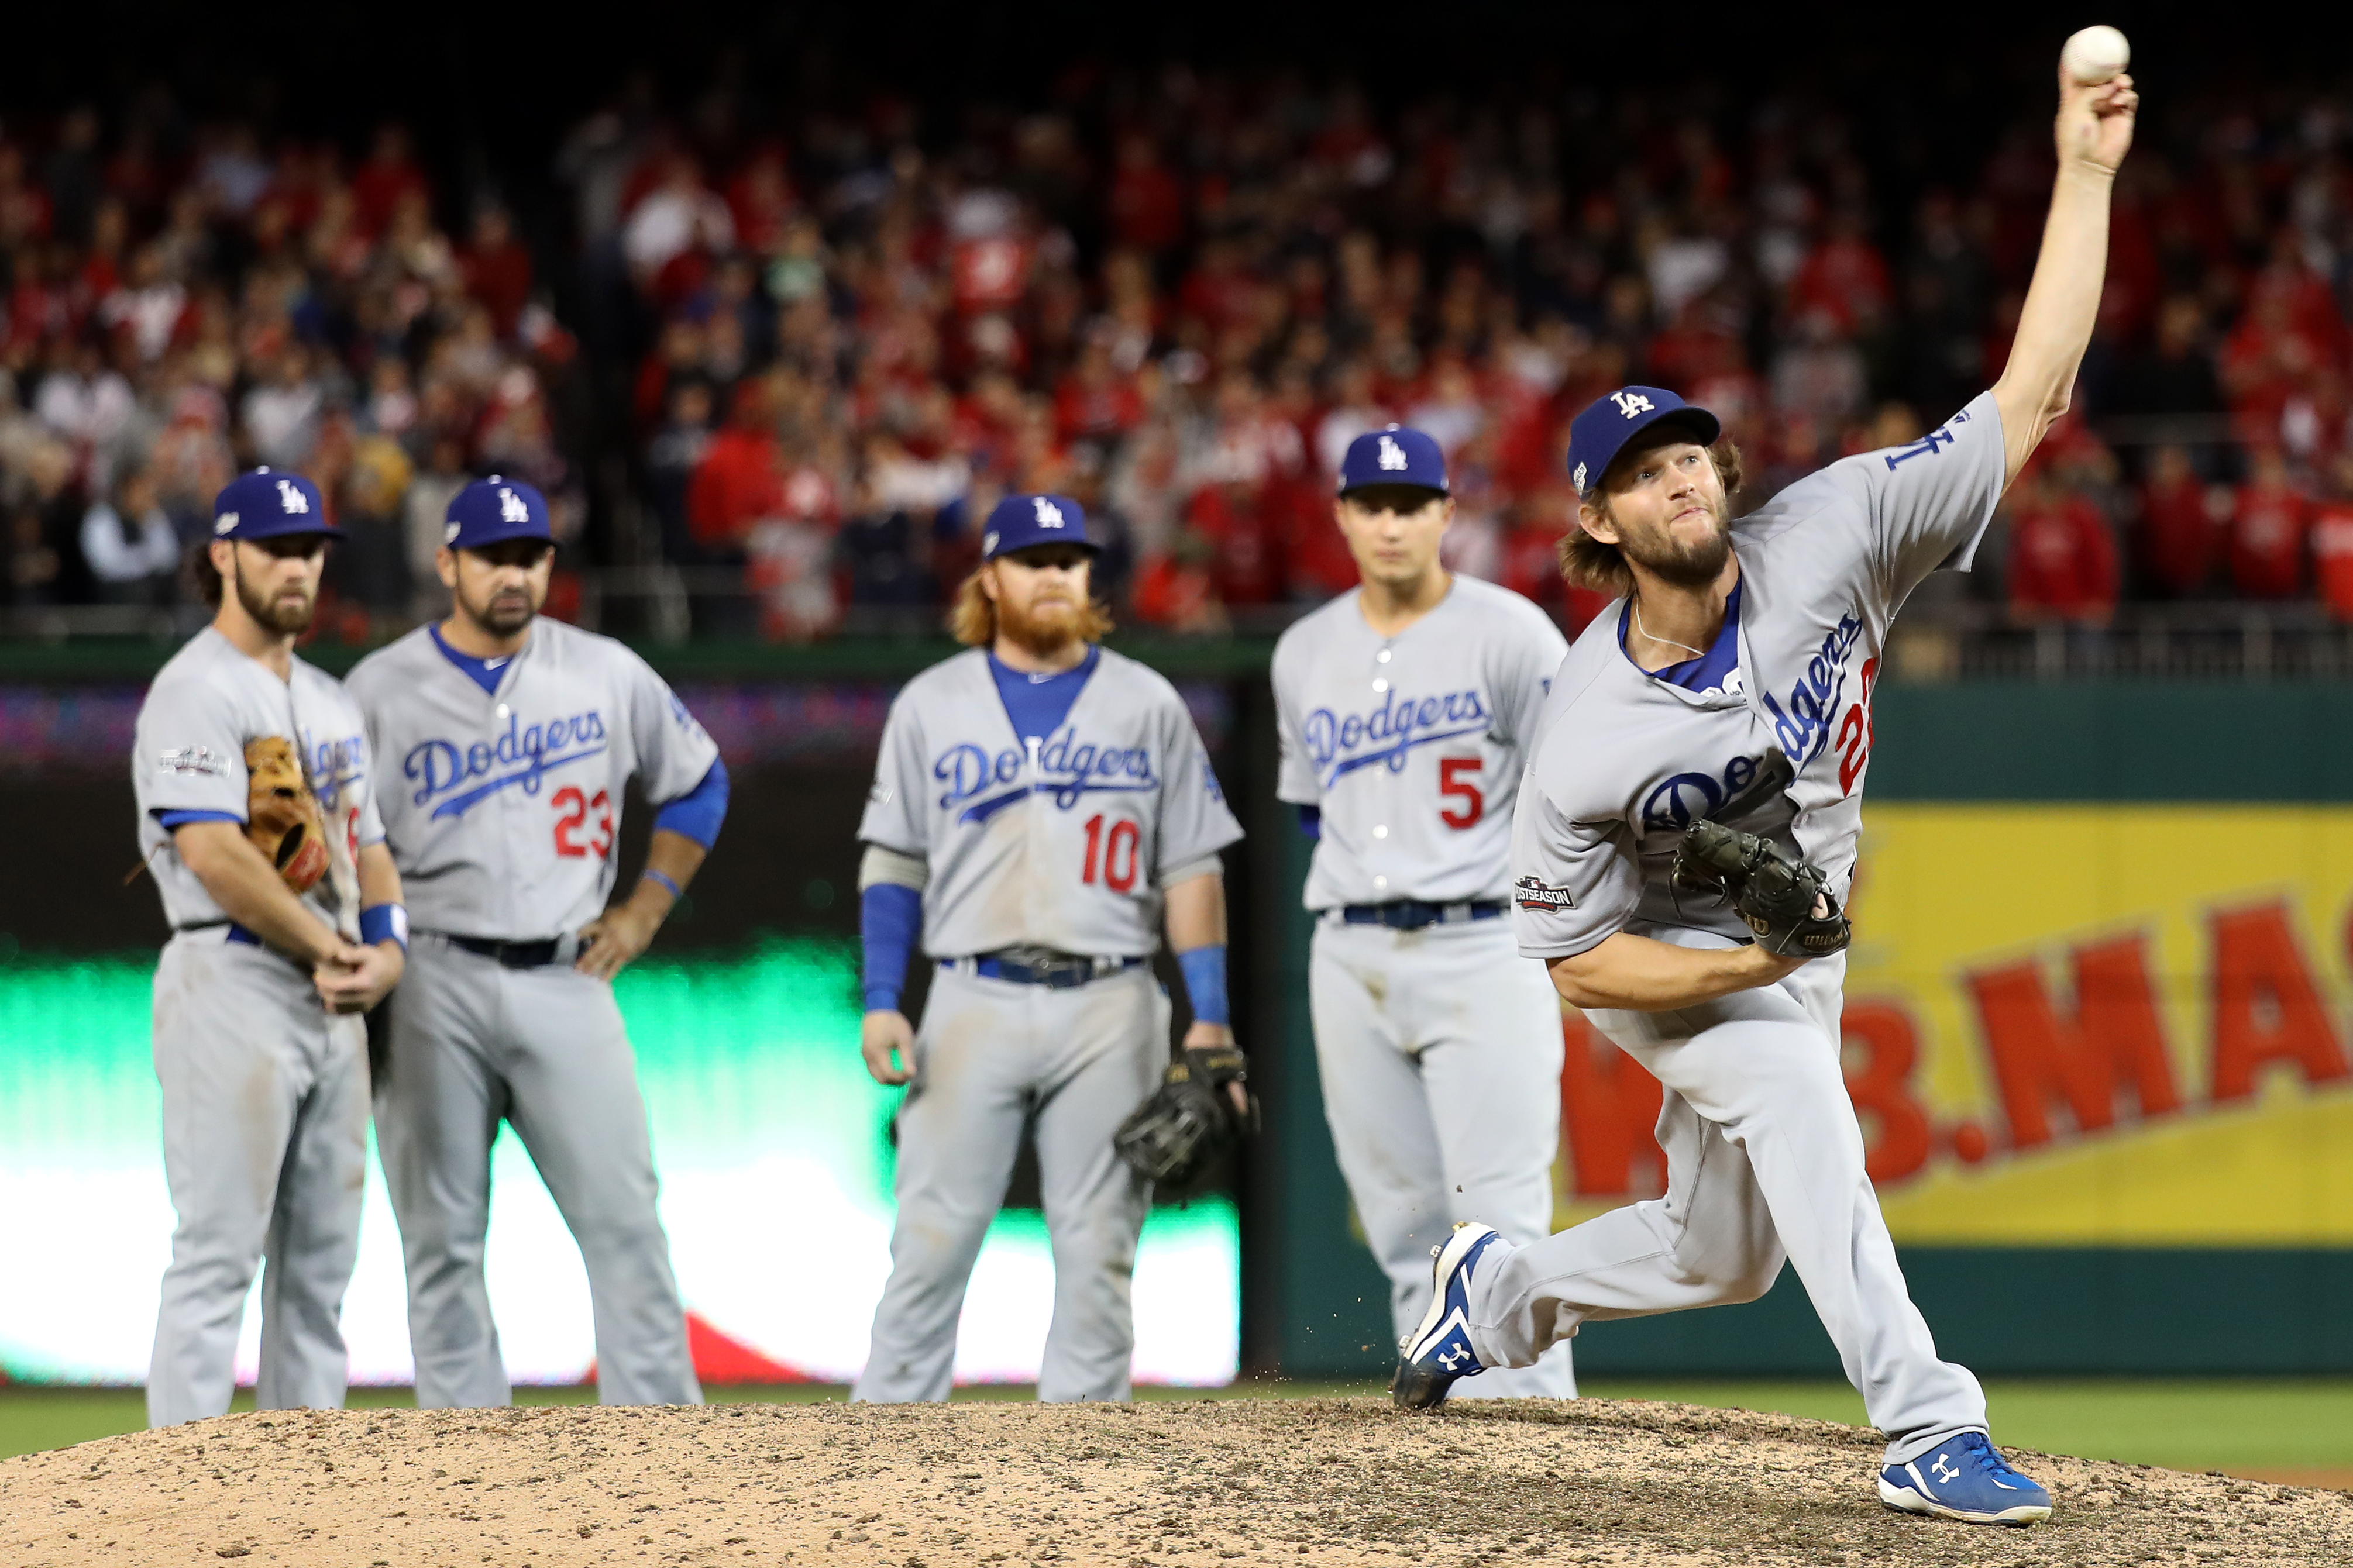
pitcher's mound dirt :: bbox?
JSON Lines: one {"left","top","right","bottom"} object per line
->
{"left": 4, "top": 1398, "right": 2348, "bottom": 1566}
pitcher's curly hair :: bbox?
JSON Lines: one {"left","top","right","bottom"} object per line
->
{"left": 1557, "top": 442, "right": 1746, "bottom": 595}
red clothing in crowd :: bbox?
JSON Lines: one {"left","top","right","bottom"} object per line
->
{"left": 2134, "top": 471, "right": 2223, "bottom": 596}
{"left": 2008, "top": 493, "right": 2118, "bottom": 621}
{"left": 2312, "top": 500, "right": 2353, "bottom": 621}
{"left": 1108, "top": 143, "right": 1185, "bottom": 253}
{"left": 459, "top": 236, "right": 534, "bottom": 340}
{"left": 350, "top": 150, "right": 428, "bottom": 240}
{"left": 2230, "top": 478, "right": 2308, "bottom": 598}
{"left": 1788, "top": 230, "right": 1892, "bottom": 332}
{"left": 686, "top": 426, "right": 785, "bottom": 549}
{"left": 1185, "top": 484, "right": 1279, "bottom": 605}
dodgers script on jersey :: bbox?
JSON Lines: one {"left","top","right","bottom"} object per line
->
{"left": 132, "top": 626, "right": 380, "bottom": 936}
{"left": 859, "top": 647, "right": 1242, "bottom": 958}
{"left": 1512, "top": 391, "right": 2007, "bottom": 957}
{"left": 345, "top": 618, "right": 718, "bottom": 940}
{"left": 1273, "top": 577, "right": 1566, "bottom": 909}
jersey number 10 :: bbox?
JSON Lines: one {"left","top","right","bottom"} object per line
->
{"left": 1081, "top": 814, "right": 1141, "bottom": 892}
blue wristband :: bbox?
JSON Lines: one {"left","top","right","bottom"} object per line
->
{"left": 642, "top": 869, "right": 683, "bottom": 900}
{"left": 1176, "top": 945, "right": 1229, "bottom": 1028}
{"left": 359, "top": 904, "right": 408, "bottom": 950}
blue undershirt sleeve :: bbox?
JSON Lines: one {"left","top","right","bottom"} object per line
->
{"left": 861, "top": 882, "right": 923, "bottom": 1014}
{"left": 1298, "top": 804, "right": 1321, "bottom": 840}
{"left": 157, "top": 809, "right": 245, "bottom": 830}
{"left": 651, "top": 759, "right": 730, "bottom": 850}
{"left": 1176, "top": 945, "right": 1230, "bottom": 1027}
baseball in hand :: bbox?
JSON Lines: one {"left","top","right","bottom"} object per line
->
{"left": 2061, "top": 25, "right": 2130, "bottom": 85}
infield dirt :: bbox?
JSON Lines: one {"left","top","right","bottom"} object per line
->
{"left": 3, "top": 1397, "right": 2347, "bottom": 1566}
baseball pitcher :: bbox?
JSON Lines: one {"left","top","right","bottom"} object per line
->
{"left": 348, "top": 477, "right": 727, "bottom": 1407}
{"left": 854, "top": 494, "right": 1243, "bottom": 1402}
{"left": 1272, "top": 425, "right": 1574, "bottom": 1400}
{"left": 1393, "top": 64, "right": 2137, "bottom": 1526}
{"left": 134, "top": 468, "right": 407, "bottom": 1426}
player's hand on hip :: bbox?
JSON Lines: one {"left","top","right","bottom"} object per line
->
{"left": 862, "top": 1009, "right": 916, "bottom": 1086}
{"left": 314, "top": 938, "right": 404, "bottom": 1015}
{"left": 2055, "top": 70, "right": 2137, "bottom": 175}
{"left": 1180, "top": 1020, "right": 1250, "bottom": 1118}
{"left": 575, "top": 904, "right": 659, "bottom": 980}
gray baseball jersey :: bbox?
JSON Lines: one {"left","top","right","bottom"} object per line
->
{"left": 1273, "top": 577, "right": 1567, "bottom": 910}
{"left": 858, "top": 646, "right": 1243, "bottom": 957}
{"left": 1478, "top": 393, "right": 2008, "bottom": 1460}
{"left": 1512, "top": 390, "right": 2006, "bottom": 958}
{"left": 133, "top": 626, "right": 380, "bottom": 938}
{"left": 345, "top": 618, "right": 720, "bottom": 940}
{"left": 133, "top": 628, "right": 381, "bottom": 1426}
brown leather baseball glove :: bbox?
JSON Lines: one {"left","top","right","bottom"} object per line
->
{"left": 245, "top": 736, "right": 331, "bottom": 894}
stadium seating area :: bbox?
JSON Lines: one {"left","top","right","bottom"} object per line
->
{"left": 6, "top": 70, "right": 2353, "bottom": 642}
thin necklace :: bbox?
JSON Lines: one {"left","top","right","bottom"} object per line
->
{"left": 1633, "top": 599, "right": 1709, "bottom": 661}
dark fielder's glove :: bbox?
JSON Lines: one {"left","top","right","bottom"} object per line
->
{"left": 1671, "top": 819, "right": 1852, "bottom": 957}
{"left": 245, "top": 736, "right": 331, "bottom": 895}
{"left": 1113, "top": 1045, "right": 1258, "bottom": 1186}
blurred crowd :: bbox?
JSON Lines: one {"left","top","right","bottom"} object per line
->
{"left": 11, "top": 68, "right": 2353, "bottom": 640}
{"left": 0, "top": 109, "right": 585, "bottom": 636}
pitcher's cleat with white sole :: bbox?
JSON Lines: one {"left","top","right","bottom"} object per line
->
{"left": 1389, "top": 1222, "right": 1503, "bottom": 1411}
{"left": 1878, "top": 1431, "right": 2053, "bottom": 1525}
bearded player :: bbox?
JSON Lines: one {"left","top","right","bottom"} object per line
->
{"left": 133, "top": 468, "right": 407, "bottom": 1426}
{"left": 1272, "top": 425, "right": 1574, "bottom": 1400}
{"left": 1395, "top": 64, "right": 2137, "bottom": 1525}
{"left": 349, "top": 477, "right": 722, "bottom": 1406}
{"left": 854, "top": 494, "right": 1242, "bottom": 1402}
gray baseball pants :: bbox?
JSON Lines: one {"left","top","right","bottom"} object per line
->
{"left": 854, "top": 963, "right": 1165, "bottom": 1403}
{"left": 372, "top": 933, "right": 699, "bottom": 1407}
{"left": 1310, "top": 916, "right": 1575, "bottom": 1398}
{"left": 147, "top": 931, "right": 369, "bottom": 1428}
{"left": 1461, "top": 940, "right": 1987, "bottom": 1463}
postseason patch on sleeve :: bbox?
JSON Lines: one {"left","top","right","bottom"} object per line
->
{"left": 1514, "top": 874, "right": 1576, "bottom": 912}
{"left": 156, "top": 746, "right": 231, "bottom": 778}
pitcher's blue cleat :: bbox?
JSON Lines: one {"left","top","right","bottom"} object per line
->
{"left": 1389, "top": 1222, "right": 1503, "bottom": 1411}
{"left": 1878, "top": 1431, "right": 2053, "bottom": 1525}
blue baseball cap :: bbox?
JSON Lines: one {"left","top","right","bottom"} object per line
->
{"left": 982, "top": 494, "right": 1098, "bottom": 560}
{"left": 211, "top": 468, "right": 342, "bottom": 540}
{"left": 1337, "top": 425, "right": 1449, "bottom": 497}
{"left": 1564, "top": 387, "right": 1722, "bottom": 498}
{"left": 443, "top": 475, "right": 553, "bottom": 552}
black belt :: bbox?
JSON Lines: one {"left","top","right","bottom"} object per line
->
{"left": 176, "top": 919, "right": 264, "bottom": 947}
{"left": 942, "top": 950, "right": 1146, "bottom": 988}
{"left": 1338, "top": 900, "right": 1509, "bottom": 931}
{"left": 439, "top": 933, "right": 566, "bottom": 969}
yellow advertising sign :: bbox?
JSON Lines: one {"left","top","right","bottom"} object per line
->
{"left": 1554, "top": 805, "right": 2353, "bottom": 1246}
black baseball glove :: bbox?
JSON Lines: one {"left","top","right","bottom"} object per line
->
{"left": 1671, "top": 819, "right": 1852, "bottom": 958}
{"left": 1113, "top": 1045, "right": 1258, "bottom": 1187}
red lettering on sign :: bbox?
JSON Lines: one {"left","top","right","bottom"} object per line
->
{"left": 1842, "top": 1000, "right": 1932, "bottom": 1183}
{"left": 1557, "top": 1011, "right": 1664, "bottom": 1199}
{"left": 1966, "top": 933, "right": 2180, "bottom": 1150}
{"left": 2210, "top": 902, "right": 2348, "bottom": 1102}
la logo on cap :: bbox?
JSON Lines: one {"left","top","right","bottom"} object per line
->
{"left": 1609, "top": 391, "right": 1656, "bottom": 419}
{"left": 499, "top": 487, "right": 530, "bottom": 523}
{"left": 277, "top": 478, "right": 309, "bottom": 513}
{"left": 1032, "top": 496, "right": 1065, "bottom": 528}
{"left": 1377, "top": 434, "right": 1408, "bottom": 470}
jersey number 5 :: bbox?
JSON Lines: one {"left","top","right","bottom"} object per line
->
{"left": 552, "top": 786, "right": 614, "bottom": 859}
{"left": 1082, "top": 814, "right": 1141, "bottom": 892}
{"left": 1438, "top": 757, "right": 1484, "bottom": 830}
